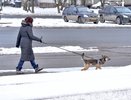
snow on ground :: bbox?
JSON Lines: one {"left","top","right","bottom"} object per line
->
{"left": 2, "top": 17, "right": 131, "bottom": 28}
{"left": 0, "top": 6, "right": 131, "bottom": 100}
{"left": 0, "top": 66, "right": 131, "bottom": 100}
{"left": 1, "top": 7, "right": 61, "bottom": 16}
{"left": 0, "top": 46, "right": 98, "bottom": 55}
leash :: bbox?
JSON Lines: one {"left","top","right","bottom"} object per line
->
{"left": 42, "top": 42, "right": 93, "bottom": 59}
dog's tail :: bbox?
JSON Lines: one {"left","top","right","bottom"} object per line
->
{"left": 81, "top": 53, "right": 94, "bottom": 60}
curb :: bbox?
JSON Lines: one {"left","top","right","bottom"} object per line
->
{"left": 0, "top": 22, "right": 12, "bottom": 24}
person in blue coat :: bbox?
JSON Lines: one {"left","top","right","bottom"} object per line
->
{"left": 16, "top": 16, "right": 42, "bottom": 74}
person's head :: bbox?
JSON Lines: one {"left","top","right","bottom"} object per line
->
{"left": 25, "top": 16, "right": 33, "bottom": 25}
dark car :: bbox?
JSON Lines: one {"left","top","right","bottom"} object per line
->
{"left": 128, "top": 6, "right": 131, "bottom": 10}
{"left": 99, "top": 5, "right": 131, "bottom": 24}
{"left": 62, "top": 5, "right": 99, "bottom": 24}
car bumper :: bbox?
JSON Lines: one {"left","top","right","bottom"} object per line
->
{"left": 83, "top": 17, "right": 99, "bottom": 22}
{"left": 123, "top": 17, "right": 131, "bottom": 24}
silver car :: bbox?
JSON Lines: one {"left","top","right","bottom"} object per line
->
{"left": 62, "top": 5, "right": 99, "bottom": 24}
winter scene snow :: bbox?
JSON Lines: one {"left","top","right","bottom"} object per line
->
{"left": 0, "top": 2, "right": 131, "bottom": 100}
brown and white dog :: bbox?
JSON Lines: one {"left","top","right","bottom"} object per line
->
{"left": 81, "top": 53, "right": 110, "bottom": 71}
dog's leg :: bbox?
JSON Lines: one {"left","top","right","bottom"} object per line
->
{"left": 96, "top": 64, "right": 102, "bottom": 70}
{"left": 95, "top": 64, "right": 99, "bottom": 70}
{"left": 98, "top": 65, "right": 102, "bottom": 69}
{"left": 81, "top": 63, "right": 86, "bottom": 71}
{"left": 81, "top": 63, "right": 90, "bottom": 71}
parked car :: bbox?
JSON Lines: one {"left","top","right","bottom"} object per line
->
{"left": 128, "top": 6, "right": 131, "bottom": 10}
{"left": 62, "top": 5, "right": 99, "bottom": 24}
{"left": 99, "top": 5, "right": 131, "bottom": 24}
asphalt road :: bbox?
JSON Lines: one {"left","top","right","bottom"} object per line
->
{"left": 0, "top": 27, "right": 131, "bottom": 71}
{"left": 1, "top": 14, "right": 61, "bottom": 18}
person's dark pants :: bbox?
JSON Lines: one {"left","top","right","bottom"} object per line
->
{"left": 16, "top": 59, "right": 38, "bottom": 71}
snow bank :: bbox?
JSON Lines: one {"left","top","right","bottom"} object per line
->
{"left": 0, "top": 46, "right": 98, "bottom": 55}
{"left": 1, "top": 18, "right": 131, "bottom": 28}
{"left": 1, "top": 7, "right": 61, "bottom": 16}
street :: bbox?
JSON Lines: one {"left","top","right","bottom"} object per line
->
{"left": 0, "top": 27, "right": 131, "bottom": 70}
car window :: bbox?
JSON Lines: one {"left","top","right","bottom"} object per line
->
{"left": 116, "top": 7, "right": 131, "bottom": 13}
{"left": 71, "top": 7, "right": 77, "bottom": 14}
{"left": 77, "top": 7, "right": 91, "bottom": 12}
{"left": 72, "top": 7, "right": 77, "bottom": 12}
{"left": 68, "top": 6, "right": 75, "bottom": 13}
{"left": 63, "top": 7, "right": 68, "bottom": 13}
{"left": 103, "top": 6, "right": 113, "bottom": 13}
{"left": 110, "top": 7, "right": 116, "bottom": 13}
{"left": 67, "top": 7, "right": 73, "bottom": 14}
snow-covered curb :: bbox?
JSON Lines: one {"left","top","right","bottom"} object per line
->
{"left": 0, "top": 18, "right": 131, "bottom": 28}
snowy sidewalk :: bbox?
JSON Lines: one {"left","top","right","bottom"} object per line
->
{"left": 0, "top": 66, "right": 131, "bottom": 100}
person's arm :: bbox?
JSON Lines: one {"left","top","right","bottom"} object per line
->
{"left": 16, "top": 31, "right": 21, "bottom": 48}
{"left": 27, "top": 26, "right": 42, "bottom": 42}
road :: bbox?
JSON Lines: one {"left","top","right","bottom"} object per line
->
{"left": 1, "top": 14, "right": 61, "bottom": 18}
{"left": 0, "top": 27, "right": 131, "bottom": 70}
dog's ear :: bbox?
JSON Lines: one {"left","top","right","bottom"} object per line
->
{"left": 102, "top": 55, "right": 106, "bottom": 57}
{"left": 102, "top": 55, "right": 104, "bottom": 57}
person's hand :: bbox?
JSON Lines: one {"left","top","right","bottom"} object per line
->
{"left": 40, "top": 39, "right": 43, "bottom": 43}
{"left": 16, "top": 45, "right": 19, "bottom": 48}
{"left": 40, "top": 36, "right": 43, "bottom": 43}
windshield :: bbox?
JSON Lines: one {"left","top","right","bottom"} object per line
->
{"left": 77, "top": 7, "right": 92, "bottom": 12}
{"left": 116, "top": 7, "right": 131, "bottom": 13}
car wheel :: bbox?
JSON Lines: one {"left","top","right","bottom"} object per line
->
{"left": 78, "top": 17, "right": 85, "bottom": 23}
{"left": 63, "top": 16, "right": 69, "bottom": 22}
{"left": 116, "top": 17, "right": 122, "bottom": 25}
{"left": 94, "top": 20, "right": 99, "bottom": 24}
{"left": 99, "top": 15, "right": 105, "bottom": 23}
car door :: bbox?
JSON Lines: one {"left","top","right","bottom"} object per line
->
{"left": 71, "top": 7, "right": 78, "bottom": 21}
{"left": 66, "top": 7, "right": 72, "bottom": 20}
{"left": 109, "top": 7, "right": 117, "bottom": 21}
{"left": 104, "top": 6, "right": 112, "bottom": 21}
{"left": 67, "top": 6, "right": 78, "bottom": 21}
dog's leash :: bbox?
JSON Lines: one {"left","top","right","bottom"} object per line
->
{"left": 42, "top": 42, "right": 93, "bottom": 59}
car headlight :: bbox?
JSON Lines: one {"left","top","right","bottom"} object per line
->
{"left": 83, "top": 15, "right": 88, "bottom": 17}
{"left": 123, "top": 15, "right": 128, "bottom": 18}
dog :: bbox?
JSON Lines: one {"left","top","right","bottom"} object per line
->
{"left": 81, "top": 53, "right": 110, "bottom": 71}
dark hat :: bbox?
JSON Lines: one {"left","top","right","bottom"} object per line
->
{"left": 25, "top": 16, "right": 33, "bottom": 24}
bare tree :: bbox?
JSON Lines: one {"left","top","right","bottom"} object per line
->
{"left": 54, "top": 0, "right": 68, "bottom": 13}
{"left": 61, "top": 0, "right": 67, "bottom": 10}
{"left": 23, "top": 0, "right": 35, "bottom": 13}
{"left": 54, "top": 0, "right": 61, "bottom": 13}
{"left": 81, "top": 0, "right": 86, "bottom": 6}
{"left": 31, "top": 0, "right": 34, "bottom": 13}
{"left": 100, "top": 0, "right": 106, "bottom": 8}
{"left": 71, "top": 0, "right": 77, "bottom": 5}
{"left": 23, "top": 0, "right": 28, "bottom": 11}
